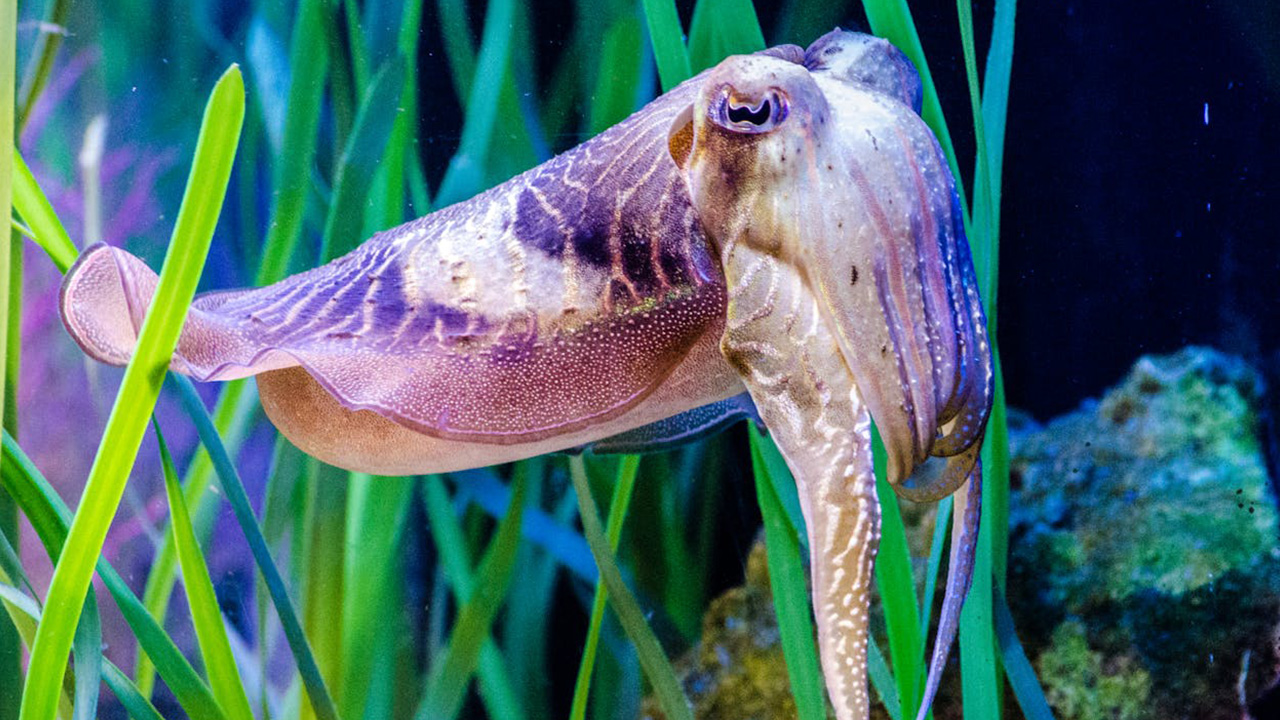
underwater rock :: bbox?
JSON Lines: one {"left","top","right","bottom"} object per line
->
{"left": 643, "top": 347, "right": 1278, "bottom": 719}
{"left": 638, "top": 537, "right": 917, "bottom": 720}
{"left": 638, "top": 539, "right": 825, "bottom": 720}
{"left": 1008, "top": 346, "right": 1279, "bottom": 720}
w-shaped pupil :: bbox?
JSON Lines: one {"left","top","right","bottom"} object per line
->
{"left": 728, "top": 99, "right": 772, "bottom": 125}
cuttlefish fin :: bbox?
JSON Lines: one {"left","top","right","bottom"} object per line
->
{"left": 59, "top": 238, "right": 727, "bottom": 445}
{"left": 59, "top": 243, "right": 301, "bottom": 377}
{"left": 582, "top": 392, "right": 759, "bottom": 455}
{"left": 916, "top": 461, "right": 982, "bottom": 720}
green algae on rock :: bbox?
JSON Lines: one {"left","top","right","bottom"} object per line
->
{"left": 1008, "top": 346, "right": 1279, "bottom": 720}
{"left": 638, "top": 540, "right": 820, "bottom": 720}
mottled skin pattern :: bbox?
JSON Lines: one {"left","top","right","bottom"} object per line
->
{"left": 58, "top": 30, "right": 992, "bottom": 720}
{"left": 61, "top": 68, "right": 739, "bottom": 461}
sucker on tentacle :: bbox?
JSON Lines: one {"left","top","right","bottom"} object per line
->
{"left": 57, "top": 28, "right": 993, "bottom": 720}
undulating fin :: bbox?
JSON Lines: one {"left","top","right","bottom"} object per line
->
{"left": 583, "top": 392, "right": 759, "bottom": 454}
{"left": 60, "top": 244, "right": 302, "bottom": 377}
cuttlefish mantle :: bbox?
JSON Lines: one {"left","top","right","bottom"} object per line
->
{"left": 59, "top": 29, "right": 992, "bottom": 720}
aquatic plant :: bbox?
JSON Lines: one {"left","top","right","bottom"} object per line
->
{"left": 2, "top": 1, "right": 1051, "bottom": 719}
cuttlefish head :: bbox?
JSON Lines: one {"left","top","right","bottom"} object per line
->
{"left": 668, "top": 54, "right": 828, "bottom": 262}
{"left": 670, "top": 32, "right": 993, "bottom": 720}
{"left": 671, "top": 32, "right": 992, "bottom": 492}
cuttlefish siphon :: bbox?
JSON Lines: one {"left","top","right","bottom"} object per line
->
{"left": 59, "top": 29, "right": 992, "bottom": 720}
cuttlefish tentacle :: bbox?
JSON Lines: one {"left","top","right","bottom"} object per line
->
{"left": 802, "top": 39, "right": 994, "bottom": 710}
{"left": 915, "top": 464, "right": 982, "bottom": 720}
{"left": 891, "top": 436, "right": 981, "bottom": 503}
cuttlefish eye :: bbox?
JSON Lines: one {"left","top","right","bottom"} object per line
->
{"left": 713, "top": 87, "right": 789, "bottom": 133}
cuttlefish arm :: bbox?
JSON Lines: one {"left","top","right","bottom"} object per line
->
{"left": 674, "top": 31, "right": 992, "bottom": 720}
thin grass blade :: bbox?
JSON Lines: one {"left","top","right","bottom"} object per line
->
{"left": 773, "top": 0, "right": 852, "bottom": 46}
{"left": 0, "top": 530, "right": 63, "bottom": 715}
{"left": 19, "top": 64, "right": 244, "bottom": 720}
{"left": 417, "top": 472, "right": 528, "bottom": 720}
{"left": 501, "top": 460, "right": 564, "bottom": 720}
{"left": 1, "top": 29, "right": 16, "bottom": 692}
{"left": 169, "top": 374, "right": 342, "bottom": 720}
{"left": 320, "top": 56, "right": 406, "bottom": 260}
{"left": 748, "top": 427, "right": 826, "bottom": 720}
{"left": 15, "top": 0, "right": 69, "bottom": 132}
{"left": 0, "top": 578, "right": 70, "bottom": 720}
{"left": 641, "top": 0, "right": 693, "bottom": 91}
{"left": 961, "top": 391, "right": 1006, "bottom": 720}
{"left": 753, "top": 431, "right": 807, "bottom": 539}
{"left": 70, "top": 590, "right": 102, "bottom": 720}
{"left": 993, "top": 588, "right": 1055, "bottom": 720}
{"left": 11, "top": 151, "right": 76, "bottom": 272}
{"left": 255, "top": 435, "right": 309, "bottom": 715}
{"left": 156, "top": 423, "right": 255, "bottom": 720}
{"left": 0, "top": 525, "right": 31, "bottom": 600}
{"left": 687, "top": 0, "right": 766, "bottom": 74}
{"left": 421, "top": 475, "right": 525, "bottom": 720}
{"left": 588, "top": 17, "right": 646, "bottom": 136}
{"left": 344, "top": 0, "right": 372, "bottom": 94}
{"left": 872, "top": 429, "right": 925, "bottom": 717}
{"left": 255, "top": 0, "right": 329, "bottom": 285}
{"left": 457, "top": 470, "right": 596, "bottom": 582}
{"left": 0, "top": 583, "right": 40, "bottom": 636}
{"left": 299, "top": 461, "right": 349, "bottom": 720}
{"left": 376, "top": 0, "right": 427, "bottom": 228}
{"left": 974, "top": 0, "right": 1018, "bottom": 300}
{"left": 433, "top": 0, "right": 516, "bottom": 206}
{"left": 1, "top": 0, "right": 12, "bottom": 406}
{"left": 570, "top": 456, "right": 641, "bottom": 720}
{"left": 435, "top": 0, "right": 477, "bottom": 105}
{"left": 568, "top": 456, "right": 692, "bottom": 720}
{"left": 0, "top": 431, "right": 227, "bottom": 720}
{"left": 340, "top": 474, "right": 415, "bottom": 719}
{"left": 868, "top": 632, "right": 904, "bottom": 720}
{"left": 102, "top": 663, "right": 167, "bottom": 720}
{"left": 137, "top": 379, "right": 257, "bottom": 697}
{"left": 955, "top": 0, "right": 994, "bottom": 287}
{"left": 919, "top": 497, "right": 952, "bottom": 640}
{"left": 0, "top": 566, "right": 168, "bottom": 720}
{"left": 953, "top": 1, "right": 1011, "bottom": 715}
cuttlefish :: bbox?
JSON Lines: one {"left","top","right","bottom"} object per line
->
{"left": 58, "top": 30, "right": 991, "bottom": 720}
